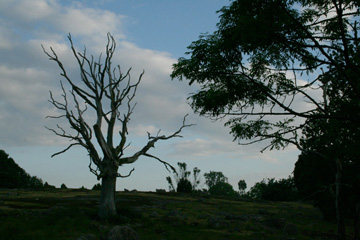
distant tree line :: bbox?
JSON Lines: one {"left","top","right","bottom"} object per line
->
{"left": 0, "top": 149, "right": 55, "bottom": 189}
{"left": 2, "top": 146, "right": 345, "bottom": 224}
{"left": 165, "top": 162, "right": 299, "bottom": 201}
{"left": 164, "top": 160, "right": 358, "bottom": 224}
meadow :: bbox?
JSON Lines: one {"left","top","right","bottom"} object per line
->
{"left": 0, "top": 188, "right": 342, "bottom": 240}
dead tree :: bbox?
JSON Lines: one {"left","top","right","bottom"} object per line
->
{"left": 43, "top": 33, "right": 193, "bottom": 219}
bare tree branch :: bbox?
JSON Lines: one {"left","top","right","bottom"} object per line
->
{"left": 119, "top": 114, "right": 195, "bottom": 166}
{"left": 45, "top": 33, "right": 193, "bottom": 183}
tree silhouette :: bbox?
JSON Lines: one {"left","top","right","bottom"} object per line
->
{"left": 43, "top": 33, "right": 193, "bottom": 219}
{"left": 171, "top": 1, "right": 360, "bottom": 238}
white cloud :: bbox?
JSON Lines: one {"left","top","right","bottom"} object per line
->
{"left": 171, "top": 138, "right": 241, "bottom": 158}
{"left": 0, "top": 0, "right": 55, "bottom": 23}
{"left": 0, "top": 66, "right": 49, "bottom": 112}
{"left": 52, "top": 7, "right": 126, "bottom": 39}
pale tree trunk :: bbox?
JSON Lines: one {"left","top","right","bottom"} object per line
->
{"left": 98, "top": 166, "right": 118, "bottom": 219}
{"left": 43, "top": 34, "right": 192, "bottom": 220}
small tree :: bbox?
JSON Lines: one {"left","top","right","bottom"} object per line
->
{"left": 248, "top": 176, "right": 299, "bottom": 201}
{"left": 166, "top": 162, "right": 201, "bottom": 193}
{"left": 177, "top": 178, "right": 192, "bottom": 193}
{"left": 60, "top": 183, "right": 68, "bottom": 189}
{"left": 166, "top": 176, "right": 176, "bottom": 192}
{"left": 43, "top": 33, "right": 193, "bottom": 219}
{"left": 238, "top": 179, "right": 247, "bottom": 195}
{"left": 192, "top": 167, "right": 201, "bottom": 191}
{"left": 209, "top": 182, "right": 238, "bottom": 197}
{"left": 204, "top": 171, "right": 228, "bottom": 189}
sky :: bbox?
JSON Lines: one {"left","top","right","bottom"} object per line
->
{"left": 0, "top": 0, "right": 300, "bottom": 191}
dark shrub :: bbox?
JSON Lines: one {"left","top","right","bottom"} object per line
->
{"left": 209, "top": 182, "right": 238, "bottom": 197}
{"left": 0, "top": 149, "right": 44, "bottom": 189}
{"left": 248, "top": 176, "right": 299, "bottom": 201}
{"left": 177, "top": 178, "right": 192, "bottom": 193}
{"left": 92, "top": 183, "right": 101, "bottom": 190}
{"left": 44, "top": 182, "right": 56, "bottom": 189}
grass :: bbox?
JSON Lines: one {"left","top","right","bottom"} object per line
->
{"left": 0, "top": 189, "right": 344, "bottom": 239}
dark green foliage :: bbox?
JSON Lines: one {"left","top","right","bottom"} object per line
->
{"left": 176, "top": 178, "right": 193, "bottom": 193}
{"left": 171, "top": 2, "right": 360, "bottom": 237}
{"left": 204, "top": 171, "right": 228, "bottom": 189}
{"left": 0, "top": 149, "right": 44, "bottom": 189}
{"left": 192, "top": 167, "right": 201, "bottom": 190}
{"left": 171, "top": 0, "right": 360, "bottom": 152}
{"left": 294, "top": 152, "right": 336, "bottom": 220}
{"left": 294, "top": 148, "right": 360, "bottom": 222}
{"left": 238, "top": 179, "right": 247, "bottom": 195}
{"left": 209, "top": 181, "right": 238, "bottom": 197}
{"left": 166, "top": 176, "right": 176, "bottom": 192}
{"left": 248, "top": 176, "right": 299, "bottom": 202}
{"left": 92, "top": 183, "right": 101, "bottom": 190}
{"left": 60, "top": 183, "right": 67, "bottom": 189}
{"left": 203, "top": 171, "right": 237, "bottom": 197}
{"left": 44, "top": 182, "right": 56, "bottom": 189}
{"left": 166, "top": 162, "right": 202, "bottom": 193}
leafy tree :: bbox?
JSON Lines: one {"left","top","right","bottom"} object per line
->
{"left": 209, "top": 181, "right": 238, "bottom": 197}
{"left": 204, "top": 171, "right": 228, "bottom": 189}
{"left": 166, "top": 176, "right": 176, "bottom": 192}
{"left": 296, "top": 96, "right": 360, "bottom": 236}
{"left": 60, "top": 183, "right": 68, "bottom": 189}
{"left": 0, "top": 149, "right": 26, "bottom": 188}
{"left": 171, "top": 1, "right": 360, "bottom": 238}
{"left": 27, "top": 176, "right": 44, "bottom": 189}
{"left": 296, "top": 117, "right": 360, "bottom": 230}
{"left": 294, "top": 151, "right": 337, "bottom": 221}
{"left": 248, "top": 176, "right": 299, "bottom": 201}
{"left": 166, "top": 162, "right": 201, "bottom": 193}
{"left": 43, "top": 33, "right": 193, "bottom": 219}
{"left": 238, "top": 179, "right": 247, "bottom": 195}
{"left": 192, "top": 167, "right": 202, "bottom": 191}
{"left": 176, "top": 178, "right": 192, "bottom": 193}
{"left": 0, "top": 149, "right": 44, "bottom": 189}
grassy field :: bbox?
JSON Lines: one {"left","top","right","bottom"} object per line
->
{"left": 0, "top": 188, "right": 345, "bottom": 239}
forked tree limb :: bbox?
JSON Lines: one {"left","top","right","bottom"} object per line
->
{"left": 44, "top": 33, "right": 193, "bottom": 180}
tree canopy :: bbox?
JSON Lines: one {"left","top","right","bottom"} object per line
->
{"left": 0, "top": 149, "right": 44, "bottom": 189}
{"left": 172, "top": 1, "right": 360, "bottom": 238}
{"left": 171, "top": 0, "right": 360, "bottom": 151}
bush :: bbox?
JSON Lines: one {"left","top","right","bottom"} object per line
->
{"left": 92, "top": 183, "right": 101, "bottom": 190}
{"left": 44, "top": 182, "right": 56, "bottom": 189}
{"left": 209, "top": 182, "right": 238, "bottom": 197}
{"left": 176, "top": 178, "right": 192, "bottom": 193}
{"left": 166, "top": 162, "right": 202, "bottom": 193}
{"left": 248, "top": 176, "right": 299, "bottom": 201}
{"left": 294, "top": 152, "right": 337, "bottom": 220}
{"left": 204, "top": 171, "right": 228, "bottom": 189}
{"left": 60, "top": 183, "right": 68, "bottom": 189}
{"left": 238, "top": 179, "right": 247, "bottom": 195}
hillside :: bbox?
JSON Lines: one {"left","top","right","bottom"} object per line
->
{"left": 0, "top": 189, "right": 341, "bottom": 240}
